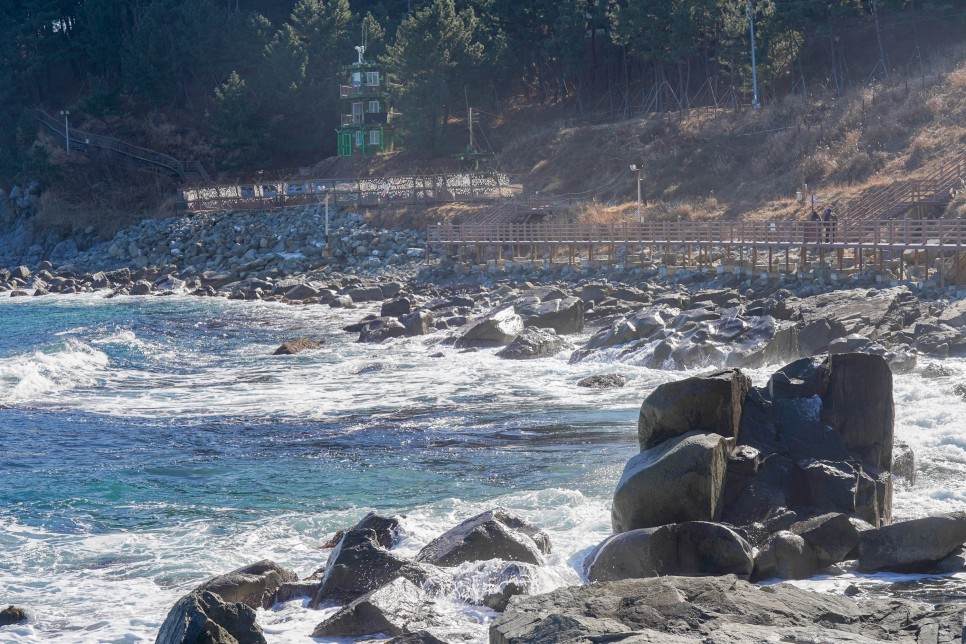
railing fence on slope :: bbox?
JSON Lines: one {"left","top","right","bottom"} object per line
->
{"left": 32, "top": 109, "right": 210, "bottom": 182}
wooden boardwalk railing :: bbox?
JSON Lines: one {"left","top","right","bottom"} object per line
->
{"left": 429, "top": 219, "right": 966, "bottom": 251}
{"left": 428, "top": 218, "right": 966, "bottom": 283}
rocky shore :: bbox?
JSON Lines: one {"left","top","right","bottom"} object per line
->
{"left": 6, "top": 196, "right": 966, "bottom": 642}
{"left": 147, "top": 355, "right": 966, "bottom": 643}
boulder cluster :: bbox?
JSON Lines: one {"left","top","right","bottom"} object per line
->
{"left": 156, "top": 509, "right": 552, "bottom": 643}
{"left": 586, "top": 354, "right": 966, "bottom": 587}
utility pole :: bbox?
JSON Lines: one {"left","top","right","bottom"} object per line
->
{"left": 60, "top": 110, "right": 70, "bottom": 154}
{"left": 469, "top": 107, "right": 474, "bottom": 150}
{"left": 630, "top": 164, "right": 643, "bottom": 223}
{"left": 748, "top": 0, "right": 761, "bottom": 110}
{"left": 872, "top": 0, "right": 889, "bottom": 79}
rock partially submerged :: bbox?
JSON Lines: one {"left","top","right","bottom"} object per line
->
{"left": 576, "top": 373, "right": 627, "bottom": 389}
{"left": 156, "top": 590, "right": 265, "bottom": 644}
{"left": 415, "top": 509, "right": 551, "bottom": 567}
{"left": 0, "top": 606, "right": 26, "bottom": 627}
{"left": 272, "top": 337, "right": 322, "bottom": 355}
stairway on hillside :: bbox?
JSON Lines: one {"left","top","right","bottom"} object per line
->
{"left": 845, "top": 152, "right": 966, "bottom": 221}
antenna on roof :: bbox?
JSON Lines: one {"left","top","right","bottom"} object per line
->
{"left": 354, "top": 22, "right": 367, "bottom": 64}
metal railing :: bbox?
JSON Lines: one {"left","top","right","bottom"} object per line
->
{"left": 428, "top": 218, "right": 966, "bottom": 251}
{"left": 846, "top": 152, "right": 966, "bottom": 220}
{"left": 33, "top": 109, "right": 210, "bottom": 182}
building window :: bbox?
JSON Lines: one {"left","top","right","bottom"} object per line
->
{"left": 368, "top": 100, "right": 380, "bottom": 113}
{"left": 369, "top": 130, "right": 381, "bottom": 145}
{"left": 366, "top": 72, "right": 379, "bottom": 86}
{"left": 355, "top": 131, "right": 363, "bottom": 148}
{"left": 352, "top": 72, "right": 361, "bottom": 88}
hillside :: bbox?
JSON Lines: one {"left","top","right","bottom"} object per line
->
{"left": 486, "top": 47, "right": 966, "bottom": 226}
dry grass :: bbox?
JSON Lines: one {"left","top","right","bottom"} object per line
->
{"left": 496, "top": 46, "right": 966, "bottom": 225}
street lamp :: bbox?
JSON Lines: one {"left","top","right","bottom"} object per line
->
{"left": 59, "top": 110, "right": 70, "bottom": 154}
{"left": 630, "top": 164, "right": 643, "bottom": 223}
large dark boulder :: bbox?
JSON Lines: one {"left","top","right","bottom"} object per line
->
{"left": 283, "top": 283, "right": 320, "bottom": 300}
{"left": 752, "top": 531, "right": 819, "bottom": 581}
{"left": 156, "top": 590, "right": 265, "bottom": 644}
{"left": 401, "top": 310, "right": 434, "bottom": 336}
{"left": 858, "top": 511, "right": 966, "bottom": 573}
{"left": 381, "top": 297, "right": 413, "bottom": 318}
{"left": 197, "top": 560, "right": 297, "bottom": 610}
{"left": 821, "top": 352, "right": 894, "bottom": 472}
{"left": 490, "top": 575, "right": 965, "bottom": 644}
{"left": 358, "top": 317, "right": 407, "bottom": 343}
{"left": 638, "top": 369, "right": 750, "bottom": 450}
{"left": 348, "top": 286, "right": 385, "bottom": 302}
{"left": 0, "top": 606, "right": 26, "bottom": 627}
{"left": 612, "top": 431, "right": 733, "bottom": 533}
{"left": 311, "top": 577, "right": 443, "bottom": 639}
{"left": 789, "top": 512, "right": 860, "bottom": 568}
{"left": 455, "top": 307, "right": 524, "bottom": 347}
{"left": 309, "top": 528, "right": 418, "bottom": 606}
{"left": 353, "top": 511, "right": 402, "bottom": 549}
{"left": 517, "top": 296, "right": 584, "bottom": 334}
{"left": 415, "top": 509, "right": 550, "bottom": 567}
{"left": 496, "top": 328, "right": 566, "bottom": 360}
{"left": 586, "top": 522, "right": 753, "bottom": 582}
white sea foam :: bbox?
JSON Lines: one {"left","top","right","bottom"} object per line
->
{"left": 0, "top": 339, "right": 110, "bottom": 404}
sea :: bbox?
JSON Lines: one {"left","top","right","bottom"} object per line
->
{"left": 1, "top": 293, "right": 966, "bottom": 642}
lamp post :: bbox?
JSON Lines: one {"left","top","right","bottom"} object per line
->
{"left": 59, "top": 110, "right": 70, "bottom": 154}
{"left": 630, "top": 164, "right": 643, "bottom": 223}
{"left": 748, "top": 0, "right": 761, "bottom": 110}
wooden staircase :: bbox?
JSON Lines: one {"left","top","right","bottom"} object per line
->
{"left": 33, "top": 109, "right": 211, "bottom": 183}
{"left": 845, "top": 152, "right": 966, "bottom": 220}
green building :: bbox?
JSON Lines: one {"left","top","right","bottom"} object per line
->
{"left": 336, "top": 45, "right": 397, "bottom": 157}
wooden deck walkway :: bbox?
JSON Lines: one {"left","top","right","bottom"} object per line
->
{"left": 427, "top": 218, "right": 966, "bottom": 284}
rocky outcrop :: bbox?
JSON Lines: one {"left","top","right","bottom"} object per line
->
{"left": 586, "top": 522, "right": 753, "bottom": 582}
{"left": 516, "top": 296, "right": 584, "bottom": 334}
{"left": 752, "top": 531, "right": 819, "bottom": 581}
{"left": 311, "top": 577, "right": 443, "bottom": 639}
{"left": 857, "top": 512, "right": 966, "bottom": 573}
{"left": 611, "top": 431, "right": 733, "bottom": 533}
{"left": 496, "top": 328, "right": 567, "bottom": 359}
{"left": 490, "top": 575, "right": 965, "bottom": 644}
{"left": 156, "top": 590, "right": 265, "bottom": 644}
{"left": 197, "top": 560, "right": 298, "bottom": 610}
{"left": 272, "top": 338, "right": 322, "bottom": 355}
{"left": 310, "top": 528, "right": 421, "bottom": 606}
{"left": 638, "top": 369, "right": 750, "bottom": 450}
{"left": 358, "top": 317, "right": 407, "bottom": 343}
{"left": 456, "top": 307, "right": 524, "bottom": 347}
{"left": 415, "top": 509, "right": 550, "bottom": 567}
{"left": 576, "top": 374, "right": 627, "bottom": 389}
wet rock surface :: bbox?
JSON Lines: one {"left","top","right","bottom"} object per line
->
{"left": 491, "top": 575, "right": 966, "bottom": 644}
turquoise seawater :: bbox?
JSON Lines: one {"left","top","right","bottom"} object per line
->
{"left": 2, "top": 294, "right": 966, "bottom": 641}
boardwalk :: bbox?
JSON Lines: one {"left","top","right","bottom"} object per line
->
{"left": 427, "top": 218, "right": 966, "bottom": 284}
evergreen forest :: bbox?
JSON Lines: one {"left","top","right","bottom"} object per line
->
{"left": 2, "top": 0, "right": 964, "bottom": 182}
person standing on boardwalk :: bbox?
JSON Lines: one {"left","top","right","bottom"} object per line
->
{"left": 807, "top": 209, "right": 822, "bottom": 245}
{"left": 823, "top": 206, "right": 837, "bottom": 243}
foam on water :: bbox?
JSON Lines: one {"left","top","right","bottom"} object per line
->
{"left": 0, "top": 338, "right": 109, "bottom": 404}
{"left": 3, "top": 296, "right": 966, "bottom": 642}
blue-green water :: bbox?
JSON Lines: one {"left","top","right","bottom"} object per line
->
{"left": 2, "top": 294, "right": 965, "bottom": 642}
{"left": 0, "top": 295, "right": 651, "bottom": 642}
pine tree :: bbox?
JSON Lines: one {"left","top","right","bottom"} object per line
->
{"left": 383, "top": 0, "right": 483, "bottom": 152}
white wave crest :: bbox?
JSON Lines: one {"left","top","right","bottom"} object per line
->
{"left": 0, "top": 339, "right": 109, "bottom": 404}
